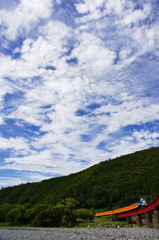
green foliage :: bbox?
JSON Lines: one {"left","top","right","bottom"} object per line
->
{"left": 57, "top": 198, "right": 79, "bottom": 227}
{"left": 0, "top": 198, "right": 79, "bottom": 227}
{"left": 0, "top": 208, "right": 5, "bottom": 222}
{"left": 5, "top": 204, "right": 27, "bottom": 225}
{"left": 75, "top": 208, "right": 95, "bottom": 222}
{"left": 30, "top": 206, "right": 62, "bottom": 227}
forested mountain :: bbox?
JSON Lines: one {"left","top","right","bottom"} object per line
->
{"left": 1, "top": 147, "right": 159, "bottom": 210}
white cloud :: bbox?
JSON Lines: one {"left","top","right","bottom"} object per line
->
{"left": 104, "top": 0, "right": 124, "bottom": 15}
{"left": 124, "top": 10, "right": 144, "bottom": 25}
{"left": 20, "top": 20, "right": 70, "bottom": 69}
{"left": 0, "top": 78, "right": 13, "bottom": 108}
{"left": 94, "top": 99, "right": 159, "bottom": 134}
{"left": 8, "top": 104, "right": 46, "bottom": 127}
{"left": 75, "top": 1, "right": 154, "bottom": 72}
{"left": 3, "top": 148, "right": 91, "bottom": 176}
{"left": 0, "top": 177, "right": 26, "bottom": 188}
{"left": 0, "top": 20, "right": 71, "bottom": 84}
{"left": 1, "top": 0, "right": 159, "bottom": 188}
{"left": 120, "top": 5, "right": 151, "bottom": 26}
{"left": 0, "top": 172, "right": 52, "bottom": 188}
{"left": 38, "top": 20, "right": 69, "bottom": 42}
{"left": 75, "top": 0, "right": 105, "bottom": 14}
{"left": 0, "top": 136, "right": 29, "bottom": 153}
{"left": 133, "top": 130, "right": 159, "bottom": 142}
{"left": 0, "top": 55, "right": 12, "bottom": 78}
{"left": 1, "top": 0, "right": 53, "bottom": 40}
{"left": 70, "top": 32, "right": 116, "bottom": 75}
{"left": 108, "top": 130, "right": 159, "bottom": 159}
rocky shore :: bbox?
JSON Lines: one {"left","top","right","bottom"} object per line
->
{"left": 0, "top": 227, "right": 159, "bottom": 240}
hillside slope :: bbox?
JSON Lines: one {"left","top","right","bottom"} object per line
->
{"left": 0, "top": 147, "right": 159, "bottom": 209}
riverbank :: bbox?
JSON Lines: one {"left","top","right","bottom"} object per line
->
{"left": 0, "top": 227, "right": 159, "bottom": 240}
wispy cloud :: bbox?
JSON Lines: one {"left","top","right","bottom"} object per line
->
{"left": 1, "top": 0, "right": 53, "bottom": 40}
{"left": 0, "top": 0, "right": 159, "bottom": 187}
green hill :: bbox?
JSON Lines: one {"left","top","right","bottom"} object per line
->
{"left": 1, "top": 146, "right": 159, "bottom": 210}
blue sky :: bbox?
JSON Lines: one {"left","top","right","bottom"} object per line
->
{"left": 0, "top": 0, "right": 159, "bottom": 188}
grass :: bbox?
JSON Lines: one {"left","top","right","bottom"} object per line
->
{"left": 0, "top": 222, "right": 30, "bottom": 228}
{"left": 75, "top": 215, "right": 129, "bottom": 228}
{"left": 76, "top": 221, "right": 129, "bottom": 228}
{"left": 0, "top": 222, "right": 17, "bottom": 227}
{"left": 0, "top": 216, "right": 134, "bottom": 229}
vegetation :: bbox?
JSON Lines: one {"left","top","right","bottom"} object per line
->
{"left": 0, "top": 198, "right": 84, "bottom": 227}
{"left": 0, "top": 146, "right": 159, "bottom": 227}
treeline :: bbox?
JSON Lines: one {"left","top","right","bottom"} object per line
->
{"left": 0, "top": 198, "right": 94, "bottom": 227}
{"left": 0, "top": 147, "right": 159, "bottom": 211}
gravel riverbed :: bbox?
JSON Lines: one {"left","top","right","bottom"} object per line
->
{"left": 0, "top": 228, "right": 159, "bottom": 240}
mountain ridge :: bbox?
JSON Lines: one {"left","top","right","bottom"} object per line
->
{"left": 0, "top": 146, "right": 159, "bottom": 210}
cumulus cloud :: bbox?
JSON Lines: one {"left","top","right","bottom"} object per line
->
{"left": 69, "top": 32, "right": 116, "bottom": 75}
{"left": 1, "top": 0, "right": 159, "bottom": 187}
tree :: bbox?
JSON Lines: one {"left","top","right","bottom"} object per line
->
{"left": 5, "top": 205, "right": 27, "bottom": 225}
{"left": 75, "top": 208, "right": 95, "bottom": 222}
{"left": 0, "top": 208, "right": 5, "bottom": 222}
{"left": 57, "top": 198, "right": 79, "bottom": 227}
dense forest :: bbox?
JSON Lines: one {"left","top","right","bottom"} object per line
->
{"left": 0, "top": 146, "right": 159, "bottom": 226}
